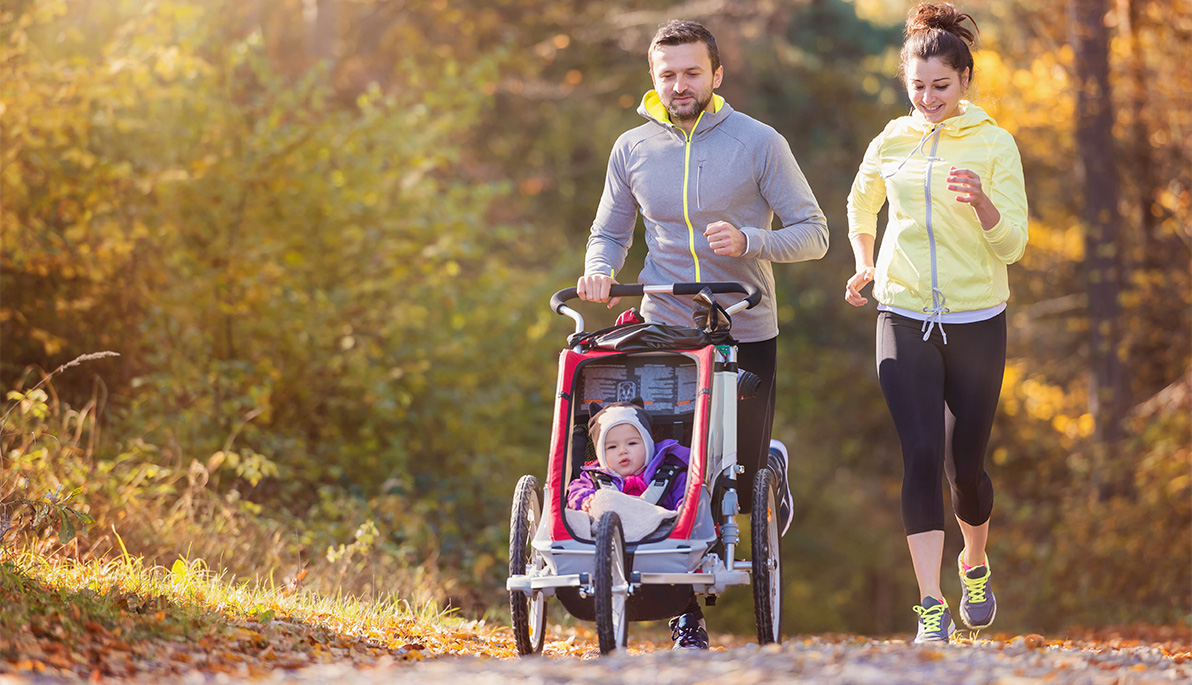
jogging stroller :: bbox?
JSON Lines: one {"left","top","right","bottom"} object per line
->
{"left": 506, "top": 282, "right": 784, "bottom": 655}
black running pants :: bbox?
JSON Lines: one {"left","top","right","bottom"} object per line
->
{"left": 876, "top": 312, "right": 1004, "bottom": 535}
{"left": 736, "top": 336, "right": 777, "bottom": 513}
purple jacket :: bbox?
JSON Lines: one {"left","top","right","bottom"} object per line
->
{"left": 566, "top": 439, "right": 691, "bottom": 512}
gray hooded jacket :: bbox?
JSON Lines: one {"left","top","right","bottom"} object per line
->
{"left": 585, "top": 92, "right": 828, "bottom": 343}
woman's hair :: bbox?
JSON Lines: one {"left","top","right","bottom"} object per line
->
{"left": 899, "top": 3, "right": 980, "bottom": 82}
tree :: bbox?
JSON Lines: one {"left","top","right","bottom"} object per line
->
{"left": 1072, "top": 0, "right": 1128, "bottom": 456}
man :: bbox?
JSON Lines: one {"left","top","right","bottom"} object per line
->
{"left": 577, "top": 19, "right": 828, "bottom": 648}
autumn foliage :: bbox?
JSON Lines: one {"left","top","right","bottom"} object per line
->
{"left": 1, "top": 0, "right": 1188, "bottom": 643}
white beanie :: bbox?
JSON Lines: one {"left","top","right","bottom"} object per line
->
{"left": 588, "top": 402, "right": 655, "bottom": 470}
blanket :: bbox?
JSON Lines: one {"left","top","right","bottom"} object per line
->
{"left": 563, "top": 489, "right": 678, "bottom": 542}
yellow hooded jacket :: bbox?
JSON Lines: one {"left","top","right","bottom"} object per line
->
{"left": 847, "top": 102, "right": 1028, "bottom": 322}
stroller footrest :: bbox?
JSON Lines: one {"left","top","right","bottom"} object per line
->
{"left": 507, "top": 573, "right": 587, "bottom": 592}
{"left": 637, "top": 570, "right": 750, "bottom": 587}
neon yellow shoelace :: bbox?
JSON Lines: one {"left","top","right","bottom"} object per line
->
{"left": 913, "top": 601, "right": 947, "bottom": 632}
{"left": 962, "top": 567, "right": 990, "bottom": 603}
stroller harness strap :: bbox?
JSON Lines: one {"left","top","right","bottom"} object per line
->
{"left": 593, "top": 463, "right": 682, "bottom": 507}
{"left": 642, "top": 463, "right": 683, "bottom": 505}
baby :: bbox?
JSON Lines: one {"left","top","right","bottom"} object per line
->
{"left": 566, "top": 401, "right": 690, "bottom": 513}
{"left": 565, "top": 400, "right": 707, "bottom": 649}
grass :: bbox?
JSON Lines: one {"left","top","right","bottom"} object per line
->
{"left": 0, "top": 544, "right": 516, "bottom": 679}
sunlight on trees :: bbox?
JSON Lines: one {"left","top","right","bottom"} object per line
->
{"left": 2, "top": 0, "right": 1187, "bottom": 632}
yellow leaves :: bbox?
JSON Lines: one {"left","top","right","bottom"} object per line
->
{"left": 1019, "top": 375, "right": 1066, "bottom": 422}
{"left": 30, "top": 327, "right": 67, "bottom": 356}
{"left": 1051, "top": 413, "right": 1094, "bottom": 440}
{"left": 153, "top": 46, "right": 182, "bottom": 79}
{"left": 207, "top": 450, "right": 280, "bottom": 488}
{"left": 1001, "top": 362, "right": 1093, "bottom": 448}
{"left": 7, "top": 388, "right": 50, "bottom": 419}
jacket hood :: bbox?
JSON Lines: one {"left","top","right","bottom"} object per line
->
{"left": 639, "top": 90, "right": 730, "bottom": 133}
{"left": 907, "top": 100, "right": 996, "bottom": 134}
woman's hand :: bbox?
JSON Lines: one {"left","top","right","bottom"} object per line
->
{"left": 947, "top": 167, "right": 989, "bottom": 207}
{"left": 845, "top": 266, "right": 875, "bottom": 307}
{"left": 947, "top": 167, "right": 1002, "bottom": 230}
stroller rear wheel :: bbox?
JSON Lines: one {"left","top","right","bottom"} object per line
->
{"left": 594, "top": 511, "right": 629, "bottom": 654}
{"left": 752, "top": 467, "right": 783, "bottom": 644}
{"left": 509, "top": 475, "right": 547, "bottom": 655}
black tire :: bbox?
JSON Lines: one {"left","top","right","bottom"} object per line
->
{"left": 594, "top": 511, "right": 629, "bottom": 654}
{"left": 752, "top": 467, "right": 783, "bottom": 645}
{"left": 509, "top": 475, "right": 547, "bottom": 656}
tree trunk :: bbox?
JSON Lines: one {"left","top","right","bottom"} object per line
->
{"left": 1071, "top": 0, "right": 1128, "bottom": 456}
{"left": 306, "top": 0, "right": 339, "bottom": 62}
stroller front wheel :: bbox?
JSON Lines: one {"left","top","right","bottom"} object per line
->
{"left": 509, "top": 475, "right": 547, "bottom": 656}
{"left": 594, "top": 511, "right": 629, "bottom": 654}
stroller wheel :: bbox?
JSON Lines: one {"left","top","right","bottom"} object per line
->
{"left": 751, "top": 468, "right": 783, "bottom": 645}
{"left": 594, "top": 511, "right": 629, "bottom": 654}
{"left": 509, "top": 475, "right": 547, "bottom": 656}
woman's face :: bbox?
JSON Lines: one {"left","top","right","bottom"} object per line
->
{"left": 603, "top": 423, "right": 649, "bottom": 477}
{"left": 906, "top": 56, "right": 969, "bottom": 123}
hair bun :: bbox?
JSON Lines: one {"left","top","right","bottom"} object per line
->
{"left": 906, "top": 2, "right": 977, "bottom": 45}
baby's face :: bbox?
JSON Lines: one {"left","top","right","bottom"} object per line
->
{"left": 603, "top": 423, "right": 649, "bottom": 477}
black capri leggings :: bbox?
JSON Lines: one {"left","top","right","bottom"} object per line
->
{"left": 876, "top": 311, "right": 1005, "bottom": 536}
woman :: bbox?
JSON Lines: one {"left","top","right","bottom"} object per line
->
{"left": 844, "top": 2, "right": 1029, "bottom": 643}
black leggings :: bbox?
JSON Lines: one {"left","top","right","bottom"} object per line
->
{"left": 735, "top": 337, "right": 777, "bottom": 513}
{"left": 876, "top": 312, "right": 1005, "bottom": 536}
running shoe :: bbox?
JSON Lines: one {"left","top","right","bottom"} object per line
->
{"left": 913, "top": 596, "right": 956, "bottom": 644}
{"left": 767, "top": 439, "right": 794, "bottom": 536}
{"left": 957, "top": 551, "right": 997, "bottom": 629}
{"left": 668, "top": 613, "right": 709, "bottom": 650}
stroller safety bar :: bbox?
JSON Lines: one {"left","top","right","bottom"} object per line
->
{"left": 550, "top": 282, "right": 761, "bottom": 334}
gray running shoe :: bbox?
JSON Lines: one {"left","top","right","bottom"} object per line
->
{"left": 767, "top": 439, "right": 794, "bottom": 536}
{"left": 957, "top": 551, "right": 997, "bottom": 629}
{"left": 913, "top": 596, "right": 956, "bottom": 644}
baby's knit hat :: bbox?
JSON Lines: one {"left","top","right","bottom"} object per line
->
{"left": 587, "top": 401, "right": 654, "bottom": 470}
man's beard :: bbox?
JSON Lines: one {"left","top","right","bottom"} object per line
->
{"left": 666, "top": 90, "right": 713, "bottom": 124}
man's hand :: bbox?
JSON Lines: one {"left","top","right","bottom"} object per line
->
{"left": 704, "top": 221, "right": 746, "bottom": 257}
{"left": 577, "top": 273, "right": 622, "bottom": 308}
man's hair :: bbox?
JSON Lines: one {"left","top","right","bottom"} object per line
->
{"left": 648, "top": 19, "right": 721, "bottom": 73}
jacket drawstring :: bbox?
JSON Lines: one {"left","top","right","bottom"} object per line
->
{"left": 922, "top": 287, "right": 949, "bottom": 343}
{"left": 883, "top": 124, "right": 950, "bottom": 344}
{"left": 880, "top": 126, "right": 944, "bottom": 182}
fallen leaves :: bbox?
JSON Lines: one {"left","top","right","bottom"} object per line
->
{"left": 0, "top": 562, "right": 456, "bottom": 681}
{"left": 3, "top": 553, "right": 1190, "bottom": 681}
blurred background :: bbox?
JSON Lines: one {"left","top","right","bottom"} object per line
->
{"left": 2, "top": 0, "right": 1188, "bottom": 635}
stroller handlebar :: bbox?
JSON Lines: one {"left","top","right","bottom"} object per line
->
{"left": 550, "top": 282, "right": 761, "bottom": 315}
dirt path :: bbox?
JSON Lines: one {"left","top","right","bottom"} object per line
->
{"left": 231, "top": 633, "right": 1190, "bottom": 684}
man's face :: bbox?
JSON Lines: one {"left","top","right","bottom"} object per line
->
{"left": 650, "top": 42, "right": 723, "bottom": 125}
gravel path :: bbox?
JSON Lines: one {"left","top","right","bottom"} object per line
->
{"left": 179, "top": 635, "right": 1189, "bottom": 684}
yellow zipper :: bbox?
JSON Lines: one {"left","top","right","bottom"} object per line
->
{"left": 681, "top": 111, "right": 706, "bottom": 282}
